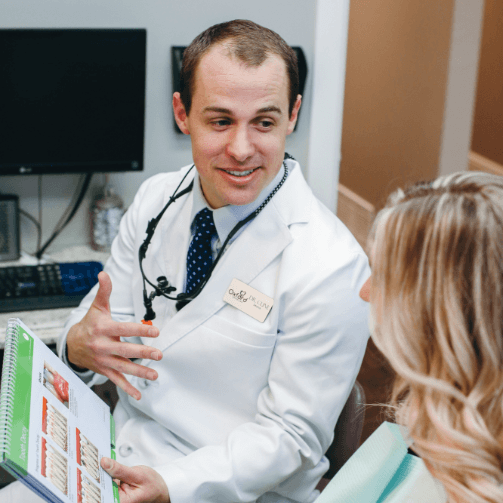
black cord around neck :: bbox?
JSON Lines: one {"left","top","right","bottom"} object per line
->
{"left": 140, "top": 156, "right": 292, "bottom": 320}
{"left": 175, "top": 161, "right": 289, "bottom": 310}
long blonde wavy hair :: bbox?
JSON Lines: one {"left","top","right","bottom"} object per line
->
{"left": 369, "top": 171, "right": 503, "bottom": 503}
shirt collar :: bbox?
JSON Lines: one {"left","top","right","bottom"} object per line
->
{"left": 190, "top": 162, "right": 287, "bottom": 244}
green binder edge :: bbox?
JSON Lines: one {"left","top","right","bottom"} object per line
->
{"left": 110, "top": 413, "right": 116, "bottom": 449}
{"left": 0, "top": 321, "right": 33, "bottom": 477}
{"left": 110, "top": 448, "right": 120, "bottom": 503}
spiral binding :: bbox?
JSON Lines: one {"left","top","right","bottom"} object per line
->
{"left": 0, "top": 318, "right": 20, "bottom": 457}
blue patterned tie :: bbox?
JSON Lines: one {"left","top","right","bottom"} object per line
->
{"left": 185, "top": 208, "right": 217, "bottom": 296}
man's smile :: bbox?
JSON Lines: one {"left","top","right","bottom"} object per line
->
{"left": 220, "top": 167, "right": 259, "bottom": 177}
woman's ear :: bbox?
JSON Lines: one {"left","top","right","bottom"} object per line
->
{"left": 173, "top": 92, "right": 190, "bottom": 135}
{"left": 359, "top": 276, "right": 371, "bottom": 302}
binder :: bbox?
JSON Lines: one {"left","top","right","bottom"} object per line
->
{"left": 0, "top": 318, "right": 118, "bottom": 503}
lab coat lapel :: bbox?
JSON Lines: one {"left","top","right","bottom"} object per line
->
{"left": 155, "top": 203, "right": 292, "bottom": 350}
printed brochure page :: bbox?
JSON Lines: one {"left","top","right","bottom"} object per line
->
{"left": 19, "top": 320, "right": 116, "bottom": 503}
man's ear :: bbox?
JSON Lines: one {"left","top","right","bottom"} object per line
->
{"left": 173, "top": 92, "right": 190, "bottom": 135}
{"left": 286, "top": 94, "right": 302, "bottom": 135}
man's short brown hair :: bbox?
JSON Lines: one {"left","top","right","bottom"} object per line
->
{"left": 180, "top": 20, "right": 299, "bottom": 117}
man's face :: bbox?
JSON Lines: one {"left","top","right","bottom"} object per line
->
{"left": 173, "top": 44, "right": 301, "bottom": 209}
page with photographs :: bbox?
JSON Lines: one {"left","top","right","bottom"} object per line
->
{"left": 0, "top": 318, "right": 119, "bottom": 503}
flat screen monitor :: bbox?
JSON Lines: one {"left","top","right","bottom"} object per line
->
{"left": 0, "top": 29, "right": 146, "bottom": 175}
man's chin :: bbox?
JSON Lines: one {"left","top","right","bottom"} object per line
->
{"left": 218, "top": 185, "right": 263, "bottom": 207}
{"left": 223, "top": 194, "right": 260, "bottom": 207}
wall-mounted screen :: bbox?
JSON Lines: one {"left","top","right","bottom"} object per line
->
{"left": 0, "top": 29, "right": 146, "bottom": 175}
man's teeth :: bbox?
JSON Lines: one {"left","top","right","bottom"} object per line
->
{"left": 227, "top": 169, "right": 255, "bottom": 177}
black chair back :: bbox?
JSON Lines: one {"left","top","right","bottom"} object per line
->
{"left": 324, "top": 381, "right": 366, "bottom": 478}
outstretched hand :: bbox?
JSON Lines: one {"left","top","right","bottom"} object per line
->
{"left": 66, "top": 271, "right": 163, "bottom": 400}
{"left": 101, "top": 457, "right": 170, "bottom": 503}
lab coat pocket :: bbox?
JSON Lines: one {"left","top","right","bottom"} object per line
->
{"left": 203, "top": 315, "right": 277, "bottom": 348}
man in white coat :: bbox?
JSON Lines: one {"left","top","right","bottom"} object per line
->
{"left": 1, "top": 20, "right": 370, "bottom": 503}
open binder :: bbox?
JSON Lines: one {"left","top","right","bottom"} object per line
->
{"left": 0, "top": 318, "right": 118, "bottom": 503}
{"left": 315, "top": 421, "right": 447, "bottom": 503}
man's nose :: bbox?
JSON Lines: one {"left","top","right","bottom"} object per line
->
{"left": 226, "top": 126, "right": 255, "bottom": 163}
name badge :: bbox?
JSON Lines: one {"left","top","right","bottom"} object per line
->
{"left": 223, "top": 278, "right": 274, "bottom": 323}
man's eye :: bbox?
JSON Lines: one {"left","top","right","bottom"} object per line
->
{"left": 212, "top": 119, "right": 231, "bottom": 127}
{"left": 258, "top": 120, "right": 274, "bottom": 129}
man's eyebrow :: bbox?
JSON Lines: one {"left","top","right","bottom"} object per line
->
{"left": 257, "top": 106, "right": 282, "bottom": 115}
{"left": 202, "top": 106, "right": 232, "bottom": 114}
{"left": 201, "top": 106, "right": 283, "bottom": 115}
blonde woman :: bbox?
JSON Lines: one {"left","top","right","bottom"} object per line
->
{"left": 359, "top": 172, "right": 503, "bottom": 503}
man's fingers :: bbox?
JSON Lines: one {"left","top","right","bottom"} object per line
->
{"left": 113, "top": 341, "right": 163, "bottom": 362}
{"left": 101, "top": 458, "right": 139, "bottom": 484}
{"left": 104, "top": 355, "right": 159, "bottom": 381}
{"left": 92, "top": 271, "right": 113, "bottom": 314}
{"left": 100, "top": 320, "right": 160, "bottom": 341}
{"left": 97, "top": 355, "right": 160, "bottom": 400}
{"left": 101, "top": 459, "right": 170, "bottom": 503}
{"left": 101, "top": 458, "right": 146, "bottom": 487}
{"left": 106, "top": 369, "right": 142, "bottom": 401}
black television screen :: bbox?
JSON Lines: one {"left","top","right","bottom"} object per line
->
{"left": 0, "top": 29, "right": 146, "bottom": 175}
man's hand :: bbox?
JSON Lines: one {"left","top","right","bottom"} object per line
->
{"left": 66, "top": 271, "right": 163, "bottom": 400}
{"left": 101, "top": 457, "right": 170, "bottom": 503}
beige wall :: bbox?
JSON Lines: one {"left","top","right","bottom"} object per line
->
{"left": 339, "top": 0, "right": 455, "bottom": 208}
{"left": 471, "top": 0, "right": 503, "bottom": 167}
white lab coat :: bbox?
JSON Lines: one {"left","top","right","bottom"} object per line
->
{"left": 58, "top": 159, "right": 370, "bottom": 503}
